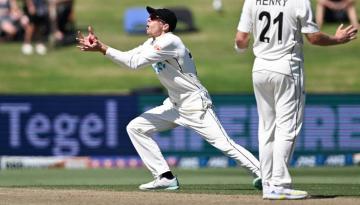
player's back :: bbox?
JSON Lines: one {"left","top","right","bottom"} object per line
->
{"left": 241, "top": 0, "right": 311, "bottom": 62}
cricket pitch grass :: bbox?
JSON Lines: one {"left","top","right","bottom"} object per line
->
{"left": 0, "top": 167, "right": 359, "bottom": 205}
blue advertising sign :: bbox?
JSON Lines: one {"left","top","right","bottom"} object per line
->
{"left": 139, "top": 95, "right": 360, "bottom": 156}
{"left": 1, "top": 94, "right": 359, "bottom": 157}
{"left": 0, "top": 95, "right": 138, "bottom": 156}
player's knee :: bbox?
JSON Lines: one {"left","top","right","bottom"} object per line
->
{"left": 126, "top": 120, "right": 139, "bottom": 134}
{"left": 126, "top": 118, "right": 147, "bottom": 136}
{"left": 2, "top": 24, "right": 17, "bottom": 36}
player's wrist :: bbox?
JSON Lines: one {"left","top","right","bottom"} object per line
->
{"left": 99, "top": 43, "right": 108, "bottom": 55}
{"left": 234, "top": 43, "right": 247, "bottom": 54}
{"left": 333, "top": 35, "right": 347, "bottom": 44}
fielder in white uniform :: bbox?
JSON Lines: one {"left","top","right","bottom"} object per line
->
{"left": 235, "top": 0, "right": 357, "bottom": 200}
{"left": 77, "top": 6, "right": 262, "bottom": 191}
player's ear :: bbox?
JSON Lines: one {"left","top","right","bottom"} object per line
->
{"left": 163, "top": 23, "right": 170, "bottom": 32}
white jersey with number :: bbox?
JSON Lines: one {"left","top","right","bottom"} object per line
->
{"left": 105, "top": 32, "right": 211, "bottom": 111}
{"left": 237, "top": 0, "right": 319, "bottom": 75}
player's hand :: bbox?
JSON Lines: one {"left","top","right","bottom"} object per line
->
{"left": 334, "top": 24, "right": 358, "bottom": 43}
{"left": 76, "top": 26, "right": 106, "bottom": 53}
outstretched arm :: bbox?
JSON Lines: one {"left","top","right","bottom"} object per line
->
{"left": 305, "top": 24, "right": 358, "bottom": 46}
{"left": 76, "top": 26, "right": 108, "bottom": 55}
{"left": 76, "top": 26, "right": 176, "bottom": 69}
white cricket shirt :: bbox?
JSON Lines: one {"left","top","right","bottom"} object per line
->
{"left": 237, "top": 0, "right": 319, "bottom": 75}
{"left": 105, "top": 32, "right": 211, "bottom": 111}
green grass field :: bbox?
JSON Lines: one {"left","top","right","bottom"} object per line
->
{"left": 0, "top": 167, "right": 359, "bottom": 197}
{"left": 0, "top": 0, "right": 359, "bottom": 94}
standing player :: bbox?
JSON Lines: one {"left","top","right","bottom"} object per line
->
{"left": 234, "top": 0, "right": 357, "bottom": 200}
{"left": 77, "top": 6, "right": 262, "bottom": 190}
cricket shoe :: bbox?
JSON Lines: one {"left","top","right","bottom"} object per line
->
{"left": 21, "top": 43, "right": 33, "bottom": 55}
{"left": 139, "top": 177, "right": 179, "bottom": 190}
{"left": 35, "top": 43, "right": 47, "bottom": 55}
{"left": 263, "top": 184, "right": 308, "bottom": 200}
{"left": 252, "top": 177, "right": 262, "bottom": 190}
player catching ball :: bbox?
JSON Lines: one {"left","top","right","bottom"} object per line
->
{"left": 77, "top": 6, "right": 262, "bottom": 191}
{"left": 234, "top": 0, "right": 357, "bottom": 200}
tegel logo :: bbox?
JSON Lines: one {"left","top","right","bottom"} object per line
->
{"left": 0, "top": 97, "right": 137, "bottom": 156}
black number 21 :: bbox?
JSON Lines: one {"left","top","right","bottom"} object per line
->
{"left": 259, "top": 11, "right": 283, "bottom": 44}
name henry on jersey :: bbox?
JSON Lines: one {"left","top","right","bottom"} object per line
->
{"left": 256, "top": 0, "right": 288, "bottom": 7}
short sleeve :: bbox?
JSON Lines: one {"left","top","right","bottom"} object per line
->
{"left": 237, "top": 0, "right": 252, "bottom": 33}
{"left": 297, "top": 0, "right": 320, "bottom": 33}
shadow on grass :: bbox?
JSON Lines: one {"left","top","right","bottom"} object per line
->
{"left": 309, "top": 195, "right": 338, "bottom": 199}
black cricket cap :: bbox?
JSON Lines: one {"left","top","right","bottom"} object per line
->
{"left": 146, "top": 6, "right": 177, "bottom": 32}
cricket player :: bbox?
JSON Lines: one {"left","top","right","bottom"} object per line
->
{"left": 234, "top": 0, "right": 357, "bottom": 200}
{"left": 77, "top": 6, "right": 262, "bottom": 190}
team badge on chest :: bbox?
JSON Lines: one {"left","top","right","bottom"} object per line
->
{"left": 152, "top": 62, "right": 166, "bottom": 74}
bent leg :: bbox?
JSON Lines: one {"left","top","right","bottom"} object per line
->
{"left": 126, "top": 104, "right": 178, "bottom": 178}
{"left": 1, "top": 20, "right": 17, "bottom": 38}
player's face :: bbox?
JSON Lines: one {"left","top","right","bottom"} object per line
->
{"left": 146, "top": 14, "right": 167, "bottom": 37}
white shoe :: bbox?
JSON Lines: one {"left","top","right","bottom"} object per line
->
{"left": 139, "top": 177, "right": 179, "bottom": 190}
{"left": 22, "top": 43, "right": 33, "bottom": 55}
{"left": 35, "top": 43, "right": 47, "bottom": 55}
{"left": 263, "top": 184, "right": 308, "bottom": 200}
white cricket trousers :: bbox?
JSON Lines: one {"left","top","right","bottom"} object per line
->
{"left": 126, "top": 98, "right": 261, "bottom": 178}
{"left": 252, "top": 69, "right": 305, "bottom": 187}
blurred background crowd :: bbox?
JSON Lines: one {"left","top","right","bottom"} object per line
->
{"left": 0, "top": 0, "right": 75, "bottom": 55}
{"left": 0, "top": 0, "right": 359, "bottom": 56}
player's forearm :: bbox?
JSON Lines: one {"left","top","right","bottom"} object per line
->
{"left": 306, "top": 32, "right": 345, "bottom": 46}
{"left": 105, "top": 47, "right": 148, "bottom": 69}
{"left": 106, "top": 47, "right": 132, "bottom": 68}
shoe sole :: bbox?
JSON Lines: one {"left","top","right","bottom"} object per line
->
{"left": 139, "top": 186, "right": 179, "bottom": 191}
{"left": 263, "top": 194, "right": 308, "bottom": 200}
{"left": 164, "top": 186, "right": 179, "bottom": 190}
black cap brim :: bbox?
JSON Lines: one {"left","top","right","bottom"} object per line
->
{"left": 146, "top": 6, "right": 156, "bottom": 14}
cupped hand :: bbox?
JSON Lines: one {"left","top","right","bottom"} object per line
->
{"left": 76, "top": 26, "right": 102, "bottom": 52}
